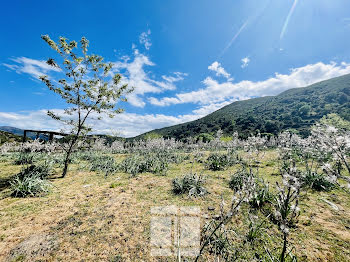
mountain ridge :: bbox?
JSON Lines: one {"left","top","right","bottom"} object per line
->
{"left": 0, "top": 126, "right": 47, "bottom": 140}
{"left": 136, "top": 73, "right": 350, "bottom": 139}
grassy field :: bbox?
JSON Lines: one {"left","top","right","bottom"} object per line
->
{"left": 0, "top": 150, "right": 349, "bottom": 261}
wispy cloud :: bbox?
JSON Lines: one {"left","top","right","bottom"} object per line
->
{"left": 139, "top": 29, "right": 152, "bottom": 50}
{"left": 33, "top": 92, "right": 45, "bottom": 96}
{"left": 280, "top": 0, "right": 299, "bottom": 40}
{"left": 343, "top": 18, "right": 350, "bottom": 28}
{"left": 162, "top": 72, "right": 188, "bottom": 83}
{"left": 241, "top": 57, "right": 250, "bottom": 68}
{"left": 149, "top": 61, "right": 350, "bottom": 107}
{"left": 112, "top": 49, "right": 187, "bottom": 107}
{"left": 219, "top": 20, "right": 249, "bottom": 58}
{"left": 3, "top": 57, "right": 61, "bottom": 80}
{"left": 208, "top": 61, "right": 233, "bottom": 80}
{"left": 218, "top": 0, "right": 272, "bottom": 58}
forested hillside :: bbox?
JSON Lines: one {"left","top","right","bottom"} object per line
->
{"left": 0, "top": 131, "right": 22, "bottom": 145}
{"left": 141, "top": 73, "right": 350, "bottom": 139}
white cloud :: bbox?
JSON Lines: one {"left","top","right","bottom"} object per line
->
{"left": 0, "top": 110, "right": 62, "bottom": 131}
{"left": 241, "top": 57, "right": 250, "bottom": 68}
{"left": 162, "top": 72, "right": 188, "bottom": 83}
{"left": 208, "top": 61, "right": 232, "bottom": 80}
{"left": 5, "top": 51, "right": 186, "bottom": 109}
{"left": 112, "top": 50, "right": 186, "bottom": 107}
{"left": 5, "top": 58, "right": 350, "bottom": 138}
{"left": 149, "top": 61, "right": 350, "bottom": 107}
{"left": 3, "top": 57, "right": 61, "bottom": 80}
{"left": 139, "top": 29, "right": 152, "bottom": 50}
{"left": 191, "top": 100, "right": 234, "bottom": 116}
{"left": 0, "top": 109, "right": 202, "bottom": 138}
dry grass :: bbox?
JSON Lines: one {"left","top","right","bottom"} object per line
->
{"left": 0, "top": 151, "right": 349, "bottom": 261}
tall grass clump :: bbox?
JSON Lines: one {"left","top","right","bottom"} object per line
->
{"left": 12, "top": 152, "right": 36, "bottom": 165}
{"left": 249, "top": 181, "right": 274, "bottom": 209}
{"left": 172, "top": 173, "right": 208, "bottom": 197}
{"left": 301, "top": 171, "right": 337, "bottom": 191}
{"left": 119, "top": 154, "right": 147, "bottom": 177}
{"left": 89, "top": 155, "right": 118, "bottom": 176}
{"left": 119, "top": 153, "right": 169, "bottom": 176}
{"left": 206, "top": 152, "right": 238, "bottom": 171}
{"left": 10, "top": 168, "right": 52, "bottom": 197}
{"left": 18, "top": 162, "right": 53, "bottom": 180}
{"left": 229, "top": 168, "right": 252, "bottom": 191}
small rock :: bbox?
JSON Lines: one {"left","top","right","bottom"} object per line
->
{"left": 213, "top": 215, "right": 221, "bottom": 220}
{"left": 321, "top": 198, "right": 339, "bottom": 211}
{"left": 83, "top": 184, "right": 91, "bottom": 188}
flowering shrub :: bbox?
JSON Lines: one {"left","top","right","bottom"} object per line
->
{"left": 271, "top": 167, "right": 300, "bottom": 262}
{"left": 312, "top": 124, "right": 350, "bottom": 174}
{"left": 249, "top": 181, "right": 273, "bottom": 209}
{"left": 110, "top": 140, "right": 125, "bottom": 154}
{"left": 195, "top": 171, "right": 257, "bottom": 261}
{"left": 0, "top": 142, "right": 19, "bottom": 153}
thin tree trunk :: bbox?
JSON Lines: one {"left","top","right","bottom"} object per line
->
{"left": 280, "top": 233, "right": 288, "bottom": 262}
{"left": 342, "top": 158, "right": 350, "bottom": 174}
{"left": 60, "top": 106, "right": 95, "bottom": 178}
{"left": 61, "top": 137, "right": 78, "bottom": 178}
{"left": 62, "top": 156, "right": 70, "bottom": 178}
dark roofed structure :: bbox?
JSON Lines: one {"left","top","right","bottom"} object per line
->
{"left": 23, "top": 130, "right": 68, "bottom": 142}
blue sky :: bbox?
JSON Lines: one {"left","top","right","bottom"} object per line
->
{"left": 1, "top": 0, "right": 350, "bottom": 136}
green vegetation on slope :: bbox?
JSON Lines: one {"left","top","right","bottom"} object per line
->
{"left": 141, "top": 74, "right": 350, "bottom": 139}
{"left": 0, "top": 131, "right": 22, "bottom": 145}
{"left": 0, "top": 126, "right": 45, "bottom": 140}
